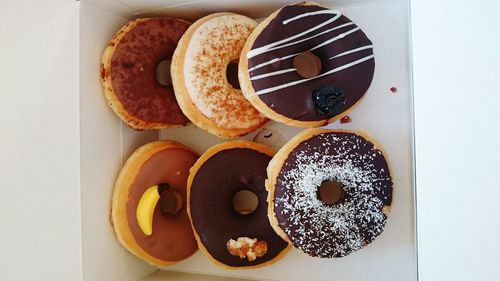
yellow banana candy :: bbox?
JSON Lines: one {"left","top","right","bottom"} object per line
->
{"left": 136, "top": 185, "right": 161, "bottom": 236}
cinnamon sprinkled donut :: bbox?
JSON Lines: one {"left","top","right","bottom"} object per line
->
{"left": 101, "top": 18, "right": 191, "bottom": 130}
{"left": 171, "top": 13, "right": 267, "bottom": 138}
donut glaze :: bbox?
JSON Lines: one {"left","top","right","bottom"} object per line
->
{"left": 267, "top": 129, "right": 392, "bottom": 258}
{"left": 111, "top": 141, "right": 198, "bottom": 266}
{"left": 171, "top": 13, "right": 267, "bottom": 138}
{"left": 188, "top": 142, "right": 290, "bottom": 268}
{"left": 101, "top": 18, "right": 190, "bottom": 130}
{"left": 239, "top": 2, "right": 374, "bottom": 127}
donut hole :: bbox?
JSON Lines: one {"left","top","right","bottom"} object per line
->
{"left": 155, "top": 59, "right": 173, "bottom": 86}
{"left": 232, "top": 189, "right": 258, "bottom": 215}
{"left": 317, "top": 180, "right": 346, "bottom": 205}
{"left": 160, "top": 190, "right": 183, "bottom": 215}
{"left": 226, "top": 61, "right": 241, "bottom": 90}
{"left": 293, "top": 51, "right": 322, "bottom": 79}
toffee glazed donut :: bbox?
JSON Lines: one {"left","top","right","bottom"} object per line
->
{"left": 111, "top": 141, "right": 199, "bottom": 266}
{"left": 187, "top": 141, "right": 290, "bottom": 269}
{"left": 239, "top": 2, "right": 375, "bottom": 127}
{"left": 171, "top": 13, "right": 268, "bottom": 138}
{"left": 101, "top": 18, "right": 190, "bottom": 130}
{"left": 266, "top": 129, "right": 393, "bottom": 258}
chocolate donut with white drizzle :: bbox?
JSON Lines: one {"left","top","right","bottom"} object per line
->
{"left": 266, "top": 129, "right": 393, "bottom": 258}
{"left": 239, "top": 2, "right": 375, "bottom": 127}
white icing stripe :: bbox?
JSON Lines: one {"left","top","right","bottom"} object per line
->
{"left": 250, "top": 68, "right": 296, "bottom": 81}
{"left": 329, "top": 54, "right": 374, "bottom": 74}
{"left": 248, "top": 53, "right": 297, "bottom": 72}
{"left": 253, "top": 22, "right": 355, "bottom": 60}
{"left": 247, "top": 10, "right": 341, "bottom": 59}
{"left": 255, "top": 55, "right": 374, "bottom": 95}
{"left": 248, "top": 24, "right": 358, "bottom": 73}
{"left": 282, "top": 9, "right": 339, "bottom": 25}
{"left": 310, "top": 27, "right": 360, "bottom": 51}
{"left": 329, "top": 45, "right": 373, "bottom": 60}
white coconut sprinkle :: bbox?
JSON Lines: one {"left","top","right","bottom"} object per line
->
{"left": 274, "top": 132, "right": 393, "bottom": 257}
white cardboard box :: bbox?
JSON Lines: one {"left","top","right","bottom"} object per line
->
{"left": 79, "top": 0, "right": 416, "bottom": 280}
{"left": 3, "top": 0, "right": 500, "bottom": 281}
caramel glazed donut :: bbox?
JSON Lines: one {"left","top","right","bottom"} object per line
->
{"left": 187, "top": 141, "right": 290, "bottom": 268}
{"left": 171, "top": 13, "right": 267, "bottom": 138}
{"left": 101, "top": 18, "right": 191, "bottom": 130}
{"left": 111, "top": 141, "right": 199, "bottom": 266}
{"left": 266, "top": 129, "right": 393, "bottom": 258}
{"left": 239, "top": 2, "right": 375, "bottom": 127}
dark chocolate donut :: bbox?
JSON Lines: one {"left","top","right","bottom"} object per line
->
{"left": 101, "top": 18, "right": 191, "bottom": 130}
{"left": 239, "top": 2, "right": 375, "bottom": 127}
{"left": 187, "top": 141, "right": 290, "bottom": 268}
{"left": 267, "top": 129, "right": 392, "bottom": 258}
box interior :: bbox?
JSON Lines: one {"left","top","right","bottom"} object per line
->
{"left": 79, "top": 0, "right": 416, "bottom": 280}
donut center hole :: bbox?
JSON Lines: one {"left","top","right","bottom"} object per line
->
{"left": 317, "top": 180, "right": 345, "bottom": 205}
{"left": 160, "top": 190, "right": 183, "bottom": 215}
{"left": 226, "top": 61, "right": 240, "bottom": 90}
{"left": 155, "top": 59, "right": 173, "bottom": 86}
{"left": 232, "top": 190, "right": 258, "bottom": 215}
{"left": 293, "top": 51, "right": 322, "bottom": 79}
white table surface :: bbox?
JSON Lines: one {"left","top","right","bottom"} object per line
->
{"left": 411, "top": 0, "right": 500, "bottom": 280}
{"left": 0, "top": 0, "right": 499, "bottom": 280}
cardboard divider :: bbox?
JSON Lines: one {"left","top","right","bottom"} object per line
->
{"left": 79, "top": 0, "right": 416, "bottom": 280}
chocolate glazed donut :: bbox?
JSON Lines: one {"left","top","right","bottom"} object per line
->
{"left": 239, "top": 2, "right": 375, "bottom": 127}
{"left": 187, "top": 141, "right": 290, "bottom": 269}
{"left": 266, "top": 129, "right": 393, "bottom": 258}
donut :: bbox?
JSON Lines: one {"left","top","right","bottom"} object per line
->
{"left": 171, "top": 13, "right": 268, "bottom": 138}
{"left": 187, "top": 141, "right": 290, "bottom": 268}
{"left": 101, "top": 18, "right": 190, "bottom": 130}
{"left": 111, "top": 140, "right": 199, "bottom": 266}
{"left": 266, "top": 129, "right": 393, "bottom": 258}
{"left": 239, "top": 2, "right": 375, "bottom": 127}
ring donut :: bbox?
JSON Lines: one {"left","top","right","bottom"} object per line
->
{"left": 171, "top": 13, "right": 268, "bottom": 138}
{"left": 239, "top": 2, "right": 375, "bottom": 127}
{"left": 101, "top": 18, "right": 190, "bottom": 130}
{"left": 187, "top": 141, "right": 290, "bottom": 268}
{"left": 111, "top": 140, "right": 199, "bottom": 266}
{"left": 266, "top": 129, "right": 393, "bottom": 258}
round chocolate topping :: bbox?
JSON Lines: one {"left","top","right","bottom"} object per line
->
{"left": 160, "top": 189, "right": 183, "bottom": 215}
{"left": 273, "top": 131, "right": 392, "bottom": 258}
{"left": 190, "top": 147, "right": 289, "bottom": 267}
{"left": 293, "top": 51, "right": 322, "bottom": 79}
{"left": 247, "top": 4, "right": 374, "bottom": 122}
